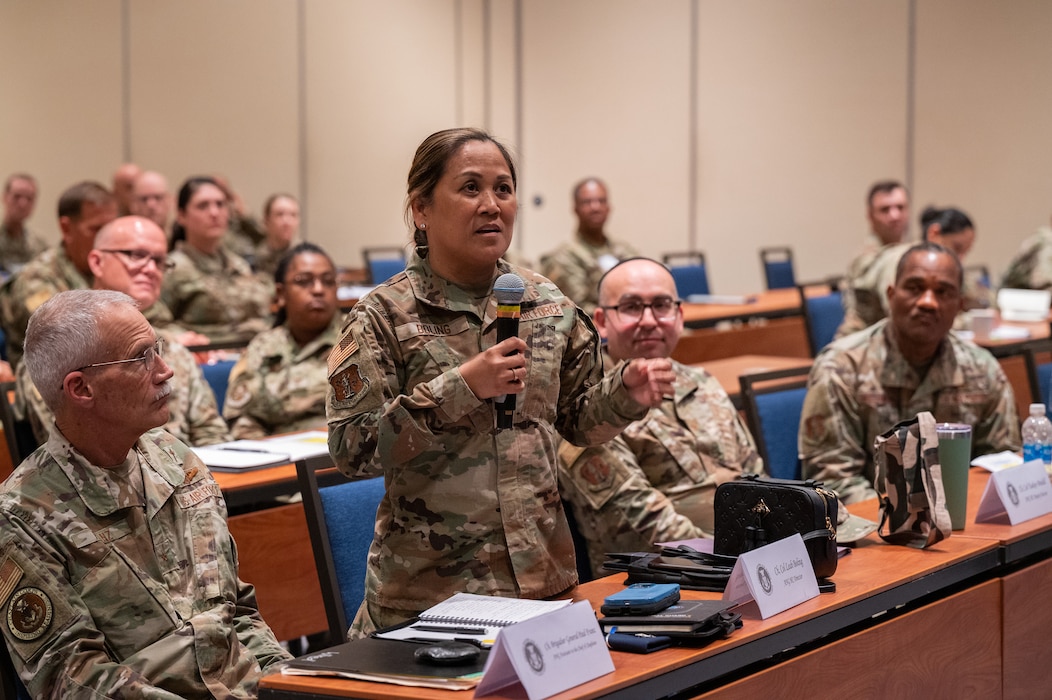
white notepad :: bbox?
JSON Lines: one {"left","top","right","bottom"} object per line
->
{"left": 418, "top": 592, "right": 572, "bottom": 627}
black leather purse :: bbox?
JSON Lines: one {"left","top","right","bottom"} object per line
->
{"left": 713, "top": 474, "right": 839, "bottom": 580}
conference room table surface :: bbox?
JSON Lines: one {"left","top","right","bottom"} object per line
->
{"left": 257, "top": 505, "right": 1009, "bottom": 699}
{"left": 680, "top": 287, "right": 807, "bottom": 328}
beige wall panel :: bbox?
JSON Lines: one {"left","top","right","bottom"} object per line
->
{"left": 304, "top": 0, "right": 460, "bottom": 266}
{"left": 126, "top": 0, "right": 299, "bottom": 227}
{"left": 0, "top": 0, "right": 123, "bottom": 244}
{"left": 696, "top": 0, "right": 910, "bottom": 293}
{"left": 913, "top": 0, "right": 1052, "bottom": 288}
{"left": 487, "top": 1, "right": 519, "bottom": 145}
{"left": 457, "top": 0, "right": 486, "bottom": 128}
{"left": 518, "top": 0, "right": 692, "bottom": 268}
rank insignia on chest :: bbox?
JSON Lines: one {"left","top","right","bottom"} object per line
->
{"left": 330, "top": 363, "right": 369, "bottom": 409}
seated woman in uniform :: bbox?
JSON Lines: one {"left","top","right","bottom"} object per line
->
{"left": 253, "top": 193, "right": 302, "bottom": 277}
{"left": 920, "top": 205, "right": 993, "bottom": 311}
{"left": 161, "top": 176, "right": 272, "bottom": 344}
{"left": 223, "top": 242, "right": 340, "bottom": 438}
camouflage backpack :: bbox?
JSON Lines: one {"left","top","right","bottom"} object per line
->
{"left": 874, "top": 411, "right": 952, "bottom": 548}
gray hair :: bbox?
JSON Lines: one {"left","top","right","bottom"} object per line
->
{"left": 24, "top": 289, "right": 138, "bottom": 410}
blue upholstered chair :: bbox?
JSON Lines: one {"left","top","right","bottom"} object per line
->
{"left": 296, "top": 455, "right": 385, "bottom": 645}
{"left": 362, "top": 247, "right": 407, "bottom": 285}
{"left": 662, "top": 252, "right": 710, "bottom": 298}
{"left": 739, "top": 366, "right": 812, "bottom": 480}
{"left": 1023, "top": 339, "right": 1052, "bottom": 410}
{"left": 799, "top": 285, "right": 844, "bottom": 357}
{"left": 201, "top": 358, "right": 238, "bottom": 414}
{"left": 760, "top": 247, "right": 797, "bottom": 290}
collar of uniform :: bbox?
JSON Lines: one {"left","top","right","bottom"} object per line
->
{"left": 272, "top": 315, "right": 343, "bottom": 364}
{"left": 44, "top": 429, "right": 180, "bottom": 518}
{"left": 404, "top": 253, "right": 542, "bottom": 318}
{"left": 56, "top": 244, "right": 92, "bottom": 289}
{"left": 878, "top": 320, "right": 963, "bottom": 392}
{"left": 175, "top": 240, "right": 241, "bottom": 275}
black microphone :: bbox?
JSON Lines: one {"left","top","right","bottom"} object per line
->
{"left": 493, "top": 273, "right": 525, "bottom": 429}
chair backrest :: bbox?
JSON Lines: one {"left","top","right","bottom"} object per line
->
{"left": 201, "top": 358, "right": 238, "bottom": 414}
{"left": 662, "top": 251, "right": 710, "bottom": 298}
{"left": 799, "top": 286, "right": 844, "bottom": 357}
{"left": 561, "top": 499, "right": 594, "bottom": 583}
{"left": 362, "top": 247, "right": 407, "bottom": 284}
{"left": 296, "top": 455, "right": 385, "bottom": 645}
{"left": 0, "top": 382, "right": 38, "bottom": 470}
{"left": 760, "top": 247, "right": 796, "bottom": 290}
{"left": 964, "top": 263, "right": 992, "bottom": 291}
{"left": 739, "top": 366, "right": 812, "bottom": 480}
{"left": 1023, "top": 339, "right": 1052, "bottom": 410}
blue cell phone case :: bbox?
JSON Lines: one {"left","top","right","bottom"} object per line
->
{"left": 600, "top": 582, "right": 681, "bottom": 616}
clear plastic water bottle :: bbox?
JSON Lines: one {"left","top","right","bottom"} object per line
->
{"left": 1021, "top": 403, "right": 1052, "bottom": 465}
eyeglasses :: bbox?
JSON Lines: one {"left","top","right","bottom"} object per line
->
{"left": 288, "top": 273, "right": 337, "bottom": 289}
{"left": 75, "top": 338, "right": 166, "bottom": 373}
{"left": 97, "top": 249, "right": 175, "bottom": 272}
{"left": 601, "top": 296, "right": 682, "bottom": 321}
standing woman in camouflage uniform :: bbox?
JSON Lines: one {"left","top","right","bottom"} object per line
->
{"left": 327, "top": 127, "right": 675, "bottom": 637}
{"left": 161, "top": 176, "right": 273, "bottom": 345}
{"left": 224, "top": 242, "right": 340, "bottom": 438}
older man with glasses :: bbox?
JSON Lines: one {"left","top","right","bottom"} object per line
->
{"left": 15, "top": 216, "right": 231, "bottom": 447}
{"left": 557, "top": 257, "right": 764, "bottom": 576}
{"left": 0, "top": 289, "right": 290, "bottom": 697}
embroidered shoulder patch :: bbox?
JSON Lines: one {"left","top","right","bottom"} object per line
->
{"left": 579, "top": 455, "right": 614, "bottom": 491}
{"left": 0, "top": 558, "right": 23, "bottom": 607}
{"left": 7, "top": 587, "right": 52, "bottom": 641}
{"left": 330, "top": 364, "right": 370, "bottom": 410}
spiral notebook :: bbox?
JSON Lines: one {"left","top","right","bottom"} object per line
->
{"left": 419, "top": 592, "right": 571, "bottom": 626}
{"left": 375, "top": 593, "right": 572, "bottom": 646}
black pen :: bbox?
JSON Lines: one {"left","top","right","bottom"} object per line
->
{"left": 412, "top": 624, "right": 487, "bottom": 635}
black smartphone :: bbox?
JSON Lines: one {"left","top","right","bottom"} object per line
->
{"left": 600, "top": 583, "right": 681, "bottom": 616}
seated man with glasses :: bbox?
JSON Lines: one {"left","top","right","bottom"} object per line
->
{"left": 15, "top": 216, "right": 232, "bottom": 448}
{"left": 0, "top": 289, "right": 291, "bottom": 697}
{"left": 558, "top": 257, "right": 764, "bottom": 575}
{"left": 222, "top": 242, "right": 341, "bottom": 438}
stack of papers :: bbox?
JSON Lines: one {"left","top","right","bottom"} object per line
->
{"left": 191, "top": 431, "right": 329, "bottom": 472}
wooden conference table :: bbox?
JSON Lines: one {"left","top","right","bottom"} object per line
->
{"left": 258, "top": 466, "right": 1052, "bottom": 699}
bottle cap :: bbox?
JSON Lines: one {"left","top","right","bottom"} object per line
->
{"left": 1030, "top": 403, "right": 1047, "bottom": 416}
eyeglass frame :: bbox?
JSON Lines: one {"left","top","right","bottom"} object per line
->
{"left": 96, "top": 248, "right": 175, "bottom": 272}
{"left": 74, "top": 338, "right": 166, "bottom": 374}
{"left": 599, "top": 296, "right": 683, "bottom": 321}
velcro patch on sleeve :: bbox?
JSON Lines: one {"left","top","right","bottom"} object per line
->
{"left": 328, "top": 334, "right": 360, "bottom": 374}
{"left": 0, "top": 557, "right": 23, "bottom": 607}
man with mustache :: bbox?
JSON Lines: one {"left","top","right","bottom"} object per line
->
{"left": 15, "top": 216, "right": 231, "bottom": 448}
{"left": 0, "top": 289, "right": 290, "bottom": 697}
{"left": 801, "top": 242, "right": 1021, "bottom": 504}
{"left": 558, "top": 257, "right": 762, "bottom": 575}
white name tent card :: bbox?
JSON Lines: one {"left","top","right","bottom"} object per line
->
{"left": 475, "top": 600, "right": 613, "bottom": 700}
{"left": 721, "top": 533, "right": 820, "bottom": 619}
{"left": 975, "top": 459, "right": 1052, "bottom": 525}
